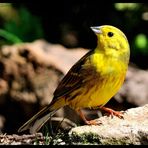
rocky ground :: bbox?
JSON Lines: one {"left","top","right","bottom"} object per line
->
{"left": 0, "top": 40, "right": 148, "bottom": 145}
{"left": 69, "top": 104, "right": 148, "bottom": 145}
{"left": 0, "top": 104, "right": 148, "bottom": 145}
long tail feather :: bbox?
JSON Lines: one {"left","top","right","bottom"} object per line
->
{"left": 18, "top": 98, "right": 65, "bottom": 134}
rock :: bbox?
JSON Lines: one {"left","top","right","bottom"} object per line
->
{"left": 0, "top": 39, "right": 87, "bottom": 106}
{"left": 0, "top": 104, "right": 147, "bottom": 145}
{"left": 0, "top": 40, "right": 87, "bottom": 133}
{"left": 69, "top": 104, "right": 148, "bottom": 145}
{"left": 0, "top": 133, "right": 44, "bottom": 145}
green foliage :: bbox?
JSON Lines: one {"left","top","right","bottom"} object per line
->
{"left": 134, "top": 34, "right": 148, "bottom": 54}
{"left": 4, "top": 6, "right": 44, "bottom": 42}
{"left": 114, "top": 3, "right": 140, "bottom": 11}
{"left": 44, "top": 132, "right": 51, "bottom": 145}
{"left": 0, "top": 29, "right": 22, "bottom": 43}
{"left": 0, "top": 5, "right": 44, "bottom": 45}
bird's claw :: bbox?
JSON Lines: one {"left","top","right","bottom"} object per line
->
{"left": 100, "top": 107, "right": 125, "bottom": 119}
{"left": 111, "top": 111, "right": 124, "bottom": 119}
{"left": 105, "top": 110, "right": 124, "bottom": 119}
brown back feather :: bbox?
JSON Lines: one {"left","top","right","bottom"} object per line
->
{"left": 53, "top": 49, "right": 94, "bottom": 100}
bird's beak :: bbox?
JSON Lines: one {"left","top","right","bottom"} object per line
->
{"left": 90, "top": 26, "right": 102, "bottom": 34}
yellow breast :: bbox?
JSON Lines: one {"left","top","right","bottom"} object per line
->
{"left": 68, "top": 52, "right": 127, "bottom": 110}
{"left": 68, "top": 72, "right": 125, "bottom": 109}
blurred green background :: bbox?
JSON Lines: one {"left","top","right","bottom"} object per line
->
{"left": 0, "top": 2, "right": 147, "bottom": 68}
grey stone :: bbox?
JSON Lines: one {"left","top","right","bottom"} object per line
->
{"left": 69, "top": 104, "right": 148, "bottom": 145}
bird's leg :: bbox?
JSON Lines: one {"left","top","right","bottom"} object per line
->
{"left": 99, "top": 106, "right": 124, "bottom": 119}
{"left": 76, "top": 109, "right": 101, "bottom": 125}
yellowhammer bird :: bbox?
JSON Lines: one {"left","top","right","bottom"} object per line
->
{"left": 18, "top": 25, "right": 130, "bottom": 134}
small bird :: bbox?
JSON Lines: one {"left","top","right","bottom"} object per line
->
{"left": 18, "top": 25, "right": 130, "bottom": 134}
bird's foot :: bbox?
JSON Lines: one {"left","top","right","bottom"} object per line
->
{"left": 100, "top": 106, "right": 124, "bottom": 119}
{"left": 77, "top": 109, "right": 102, "bottom": 125}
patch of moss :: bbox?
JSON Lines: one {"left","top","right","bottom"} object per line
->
{"left": 69, "top": 132, "right": 101, "bottom": 145}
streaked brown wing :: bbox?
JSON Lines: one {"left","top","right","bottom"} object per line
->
{"left": 53, "top": 49, "right": 94, "bottom": 100}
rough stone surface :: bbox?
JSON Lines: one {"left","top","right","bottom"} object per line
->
{"left": 0, "top": 40, "right": 87, "bottom": 133}
{"left": 0, "top": 104, "right": 147, "bottom": 145}
{"left": 0, "top": 133, "right": 44, "bottom": 145}
{"left": 69, "top": 104, "right": 148, "bottom": 145}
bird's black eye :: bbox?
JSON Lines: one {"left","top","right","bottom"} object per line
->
{"left": 108, "top": 32, "right": 114, "bottom": 37}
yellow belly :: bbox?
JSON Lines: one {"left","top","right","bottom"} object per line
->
{"left": 67, "top": 73, "right": 125, "bottom": 110}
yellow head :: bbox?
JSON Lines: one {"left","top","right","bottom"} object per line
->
{"left": 91, "top": 25, "right": 130, "bottom": 64}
